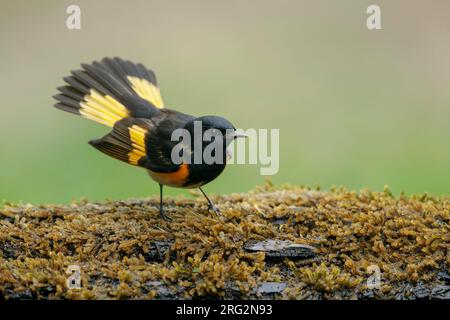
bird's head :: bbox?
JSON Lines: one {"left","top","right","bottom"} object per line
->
{"left": 184, "top": 115, "right": 247, "bottom": 146}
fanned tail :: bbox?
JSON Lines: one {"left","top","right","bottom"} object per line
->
{"left": 54, "top": 57, "right": 165, "bottom": 127}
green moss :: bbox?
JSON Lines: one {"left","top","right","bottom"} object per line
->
{"left": 0, "top": 185, "right": 449, "bottom": 299}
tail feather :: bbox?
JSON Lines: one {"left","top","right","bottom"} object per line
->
{"left": 57, "top": 86, "right": 84, "bottom": 101}
{"left": 54, "top": 57, "right": 164, "bottom": 127}
{"left": 62, "top": 75, "right": 90, "bottom": 94}
{"left": 54, "top": 102, "right": 79, "bottom": 116}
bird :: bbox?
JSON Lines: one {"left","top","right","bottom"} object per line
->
{"left": 53, "top": 57, "right": 246, "bottom": 220}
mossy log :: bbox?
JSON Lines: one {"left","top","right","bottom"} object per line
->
{"left": 0, "top": 186, "right": 449, "bottom": 300}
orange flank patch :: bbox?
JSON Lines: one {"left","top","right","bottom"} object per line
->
{"left": 147, "top": 164, "right": 190, "bottom": 188}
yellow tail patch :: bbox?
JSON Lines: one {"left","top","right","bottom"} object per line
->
{"left": 80, "top": 89, "right": 129, "bottom": 127}
{"left": 127, "top": 76, "right": 164, "bottom": 109}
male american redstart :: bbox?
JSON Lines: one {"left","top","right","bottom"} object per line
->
{"left": 54, "top": 57, "right": 246, "bottom": 220}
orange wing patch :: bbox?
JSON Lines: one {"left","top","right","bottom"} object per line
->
{"left": 147, "top": 164, "right": 189, "bottom": 187}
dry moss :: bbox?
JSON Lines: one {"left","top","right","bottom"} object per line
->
{"left": 0, "top": 184, "right": 449, "bottom": 299}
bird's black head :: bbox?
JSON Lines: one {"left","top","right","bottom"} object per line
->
{"left": 178, "top": 115, "right": 247, "bottom": 186}
{"left": 184, "top": 115, "right": 244, "bottom": 146}
{"left": 195, "top": 115, "right": 235, "bottom": 133}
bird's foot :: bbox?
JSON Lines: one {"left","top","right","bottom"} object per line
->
{"left": 159, "top": 209, "right": 172, "bottom": 222}
{"left": 208, "top": 203, "right": 221, "bottom": 217}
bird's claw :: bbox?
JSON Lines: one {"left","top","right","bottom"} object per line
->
{"left": 159, "top": 209, "right": 172, "bottom": 221}
{"left": 208, "top": 204, "right": 221, "bottom": 216}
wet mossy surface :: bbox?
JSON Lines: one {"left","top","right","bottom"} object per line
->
{"left": 0, "top": 185, "right": 449, "bottom": 300}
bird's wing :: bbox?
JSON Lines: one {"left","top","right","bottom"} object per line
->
{"left": 145, "top": 109, "right": 195, "bottom": 172}
{"left": 54, "top": 57, "right": 165, "bottom": 127}
{"left": 89, "top": 117, "right": 182, "bottom": 172}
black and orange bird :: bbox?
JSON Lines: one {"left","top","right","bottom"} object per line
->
{"left": 54, "top": 57, "right": 245, "bottom": 220}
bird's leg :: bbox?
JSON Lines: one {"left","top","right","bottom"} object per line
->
{"left": 159, "top": 184, "right": 171, "bottom": 221}
{"left": 199, "top": 187, "right": 220, "bottom": 214}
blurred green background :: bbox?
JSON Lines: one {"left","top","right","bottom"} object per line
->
{"left": 1, "top": 0, "right": 449, "bottom": 204}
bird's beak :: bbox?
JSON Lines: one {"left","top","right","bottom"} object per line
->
{"left": 233, "top": 130, "right": 248, "bottom": 138}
